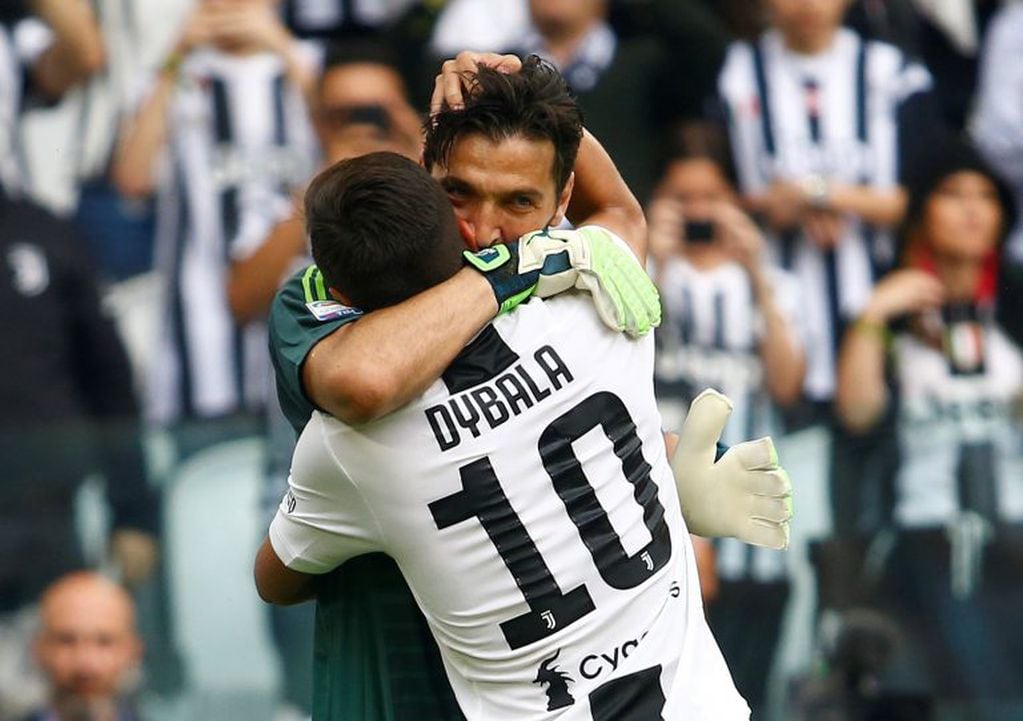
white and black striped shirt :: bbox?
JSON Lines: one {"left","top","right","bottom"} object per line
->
{"left": 147, "top": 49, "right": 316, "bottom": 424}
{"left": 654, "top": 258, "right": 805, "bottom": 582}
{"left": 0, "top": 18, "right": 51, "bottom": 195}
{"left": 719, "top": 28, "right": 932, "bottom": 400}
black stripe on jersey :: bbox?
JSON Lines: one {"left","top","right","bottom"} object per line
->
{"left": 824, "top": 249, "right": 843, "bottom": 351}
{"left": 751, "top": 40, "right": 776, "bottom": 157}
{"left": 712, "top": 292, "right": 726, "bottom": 350}
{"left": 272, "top": 74, "right": 286, "bottom": 146}
{"left": 680, "top": 287, "right": 694, "bottom": 345}
{"left": 588, "top": 665, "right": 666, "bottom": 721}
{"left": 170, "top": 164, "right": 195, "bottom": 418}
{"left": 442, "top": 326, "right": 519, "bottom": 395}
{"left": 855, "top": 38, "right": 868, "bottom": 145}
{"left": 210, "top": 78, "right": 239, "bottom": 260}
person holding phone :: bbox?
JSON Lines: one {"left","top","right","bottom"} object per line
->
{"left": 646, "top": 123, "right": 806, "bottom": 716}
{"left": 835, "top": 135, "right": 1023, "bottom": 711}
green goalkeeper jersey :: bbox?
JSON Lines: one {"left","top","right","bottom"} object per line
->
{"left": 269, "top": 266, "right": 462, "bottom": 721}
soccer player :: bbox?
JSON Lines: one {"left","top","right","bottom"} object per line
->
{"left": 257, "top": 152, "right": 767, "bottom": 719}
{"left": 266, "top": 54, "right": 789, "bottom": 721}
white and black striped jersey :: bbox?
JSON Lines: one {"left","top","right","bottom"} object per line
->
{"left": 272, "top": 293, "right": 749, "bottom": 720}
{"left": 147, "top": 48, "right": 316, "bottom": 423}
{"left": 719, "top": 28, "right": 932, "bottom": 400}
{"left": 892, "top": 323, "right": 1023, "bottom": 528}
{"left": 0, "top": 18, "right": 51, "bottom": 194}
{"left": 654, "top": 258, "right": 803, "bottom": 583}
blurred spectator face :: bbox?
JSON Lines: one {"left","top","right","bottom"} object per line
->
{"left": 658, "top": 158, "right": 736, "bottom": 224}
{"left": 529, "top": 0, "right": 607, "bottom": 37}
{"left": 34, "top": 574, "right": 141, "bottom": 713}
{"left": 317, "top": 63, "right": 421, "bottom": 163}
{"left": 921, "top": 171, "right": 1003, "bottom": 262}
{"left": 433, "top": 133, "right": 573, "bottom": 251}
{"left": 767, "top": 0, "right": 851, "bottom": 51}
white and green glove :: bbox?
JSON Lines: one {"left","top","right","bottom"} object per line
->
{"left": 672, "top": 389, "right": 793, "bottom": 549}
{"left": 517, "top": 226, "right": 662, "bottom": 337}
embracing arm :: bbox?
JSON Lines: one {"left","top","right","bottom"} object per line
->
{"left": 566, "top": 130, "right": 647, "bottom": 263}
{"left": 303, "top": 269, "right": 497, "bottom": 425}
{"left": 28, "top": 0, "right": 104, "bottom": 99}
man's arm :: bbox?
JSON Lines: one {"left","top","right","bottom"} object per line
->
{"left": 27, "top": 0, "right": 104, "bottom": 99}
{"left": 303, "top": 268, "right": 496, "bottom": 425}
{"left": 254, "top": 537, "right": 318, "bottom": 605}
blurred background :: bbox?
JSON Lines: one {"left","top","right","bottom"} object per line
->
{"left": 2, "top": 1, "right": 1023, "bottom": 720}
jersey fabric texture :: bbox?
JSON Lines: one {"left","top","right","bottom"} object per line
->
{"left": 718, "top": 28, "right": 932, "bottom": 400}
{"left": 146, "top": 48, "right": 316, "bottom": 423}
{"left": 271, "top": 293, "right": 749, "bottom": 721}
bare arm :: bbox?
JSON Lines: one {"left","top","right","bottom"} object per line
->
{"left": 28, "top": 0, "right": 104, "bottom": 99}
{"left": 752, "top": 273, "right": 805, "bottom": 407}
{"left": 254, "top": 537, "right": 318, "bottom": 606}
{"left": 826, "top": 183, "right": 907, "bottom": 228}
{"left": 566, "top": 130, "right": 647, "bottom": 263}
{"left": 303, "top": 268, "right": 497, "bottom": 425}
{"left": 835, "top": 269, "right": 945, "bottom": 432}
{"left": 112, "top": 67, "right": 178, "bottom": 199}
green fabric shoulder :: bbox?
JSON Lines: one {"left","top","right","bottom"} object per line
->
{"left": 269, "top": 265, "right": 363, "bottom": 433}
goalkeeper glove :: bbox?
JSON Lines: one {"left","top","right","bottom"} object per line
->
{"left": 463, "top": 242, "right": 539, "bottom": 315}
{"left": 518, "top": 226, "right": 661, "bottom": 337}
{"left": 672, "top": 389, "right": 793, "bottom": 550}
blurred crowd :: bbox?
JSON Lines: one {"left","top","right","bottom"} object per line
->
{"left": 1, "top": 1, "right": 1022, "bottom": 721}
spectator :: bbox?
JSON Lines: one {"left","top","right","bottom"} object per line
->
{"left": 0, "top": 189, "right": 158, "bottom": 720}
{"left": 27, "top": 572, "right": 144, "bottom": 721}
{"left": 648, "top": 124, "right": 804, "bottom": 716}
{"left": 835, "top": 136, "right": 1023, "bottom": 710}
{"left": 717, "top": 0, "right": 937, "bottom": 537}
{"left": 113, "top": 0, "right": 317, "bottom": 425}
{"left": 972, "top": 2, "right": 1023, "bottom": 349}
{"left": 228, "top": 38, "right": 422, "bottom": 324}
{"left": 505, "top": 0, "right": 685, "bottom": 202}
{"left": 0, "top": 0, "right": 104, "bottom": 195}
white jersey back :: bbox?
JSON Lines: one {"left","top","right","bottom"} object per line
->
{"left": 271, "top": 294, "right": 748, "bottom": 720}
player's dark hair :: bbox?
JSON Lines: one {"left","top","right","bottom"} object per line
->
{"left": 305, "top": 152, "right": 464, "bottom": 311}
{"left": 423, "top": 55, "right": 583, "bottom": 193}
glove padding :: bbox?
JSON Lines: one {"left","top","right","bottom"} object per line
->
{"left": 517, "top": 226, "right": 661, "bottom": 337}
{"left": 672, "top": 389, "right": 793, "bottom": 550}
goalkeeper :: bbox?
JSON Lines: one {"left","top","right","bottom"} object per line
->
{"left": 265, "top": 53, "right": 791, "bottom": 721}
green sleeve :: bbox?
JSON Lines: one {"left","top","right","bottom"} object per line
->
{"left": 269, "top": 265, "right": 363, "bottom": 433}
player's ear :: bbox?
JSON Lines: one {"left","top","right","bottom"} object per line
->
{"left": 329, "top": 287, "right": 353, "bottom": 306}
{"left": 551, "top": 171, "right": 575, "bottom": 227}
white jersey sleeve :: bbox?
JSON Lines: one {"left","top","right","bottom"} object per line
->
{"left": 269, "top": 414, "right": 383, "bottom": 574}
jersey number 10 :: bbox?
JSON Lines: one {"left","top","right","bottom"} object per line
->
{"left": 429, "top": 392, "right": 673, "bottom": 650}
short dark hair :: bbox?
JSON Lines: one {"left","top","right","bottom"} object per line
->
{"left": 423, "top": 55, "right": 583, "bottom": 193}
{"left": 305, "top": 152, "right": 464, "bottom": 311}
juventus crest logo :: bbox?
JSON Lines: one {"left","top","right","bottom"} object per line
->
{"left": 641, "top": 551, "right": 654, "bottom": 571}
{"left": 541, "top": 609, "right": 556, "bottom": 630}
{"left": 533, "top": 649, "right": 575, "bottom": 711}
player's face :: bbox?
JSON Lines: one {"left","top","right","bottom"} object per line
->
{"left": 923, "top": 171, "right": 1003, "bottom": 262}
{"left": 432, "top": 133, "right": 574, "bottom": 251}
{"left": 35, "top": 590, "right": 141, "bottom": 704}
{"left": 768, "top": 0, "right": 851, "bottom": 51}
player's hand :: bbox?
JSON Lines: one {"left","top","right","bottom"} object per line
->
{"left": 671, "top": 389, "right": 793, "bottom": 549}
{"left": 463, "top": 242, "right": 540, "bottom": 315}
{"left": 518, "top": 226, "right": 662, "bottom": 337}
{"left": 430, "top": 51, "right": 522, "bottom": 116}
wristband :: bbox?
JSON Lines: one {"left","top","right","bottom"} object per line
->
{"left": 852, "top": 316, "right": 892, "bottom": 344}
